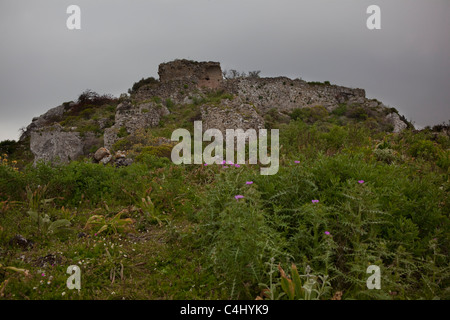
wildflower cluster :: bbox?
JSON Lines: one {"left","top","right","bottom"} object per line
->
{"left": 0, "top": 154, "right": 18, "bottom": 172}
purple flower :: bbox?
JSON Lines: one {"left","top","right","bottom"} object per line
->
{"left": 235, "top": 195, "right": 244, "bottom": 201}
{"left": 358, "top": 180, "right": 365, "bottom": 184}
{"left": 325, "top": 231, "right": 331, "bottom": 236}
{"left": 312, "top": 200, "right": 319, "bottom": 204}
{"left": 246, "top": 181, "right": 253, "bottom": 185}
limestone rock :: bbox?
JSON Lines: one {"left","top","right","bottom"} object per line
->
{"left": 30, "top": 124, "right": 84, "bottom": 164}
{"left": 201, "top": 98, "right": 264, "bottom": 133}
{"left": 94, "top": 147, "right": 111, "bottom": 161}
{"left": 100, "top": 155, "right": 113, "bottom": 165}
{"left": 20, "top": 104, "right": 68, "bottom": 141}
{"left": 386, "top": 112, "right": 408, "bottom": 133}
{"left": 104, "top": 101, "right": 170, "bottom": 149}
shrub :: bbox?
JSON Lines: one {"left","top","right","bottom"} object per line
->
{"left": 347, "top": 106, "right": 368, "bottom": 120}
{"left": 117, "top": 126, "right": 129, "bottom": 138}
{"left": 0, "top": 140, "right": 19, "bottom": 156}
{"left": 409, "top": 140, "right": 440, "bottom": 161}
{"left": 128, "top": 77, "right": 159, "bottom": 95}
{"left": 135, "top": 145, "right": 173, "bottom": 160}
{"left": 165, "top": 98, "right": 175, "bottom": 109}
{"left": 331, "top": 104, "right": 347, "bottom": 117}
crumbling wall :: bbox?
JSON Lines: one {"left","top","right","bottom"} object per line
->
{"left": 224, "top": 77, "right": 367, "bottom": 113}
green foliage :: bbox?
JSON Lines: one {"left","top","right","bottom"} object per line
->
{"left": 135, "top": 145, "right": 173, "bottom": 160}
{"left": 409, "top": 140, "right": 440, "bottom": 161}
{"left": 79, "top": 108, "right": 95, "bottom": 119}
{"left": 117, "top": 126, "right": 129, "bottom": 138}
{"left": 348, "top": 106, "right": 369, "bottom": 120}
{"left": 331, "top": 104, "right": 347, "bottom": 116}
{"left": 276, "top": 263, "right": 332, "bottom": 300}
{"left": 203, "top": 90, "right": 234, "bottom": 105}
{"left": 27, "top": 210, "right": 71, "bottom": 237}
{"left": 26, "top": 185, "right": 72, "bottom": 237}
{"left": 197, "top": 169, "right": 287, "bottom": 299}
{"left": 85, "top": 210, "right": 134, "bottom": 235}
{"left": 0, "top": 140, "right": 19, "bottom": 156}
{"left": 165, "top": 98, "right": 175, "bottom": 109}
{"left": 289, "top": 106, "right": 328, "bottom": 124}
{"left": 0, "top": 103, "right": 448, "bottom": 300}
{"left": 264, "top": 108, "right": 288, "bottom": 129}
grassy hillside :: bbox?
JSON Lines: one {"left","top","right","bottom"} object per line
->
{"left": 0, "top": 93, "right": 449, "bottom": 300}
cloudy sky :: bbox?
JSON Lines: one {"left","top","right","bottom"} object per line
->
{"left": 0, "top": 0, "right": 449, "bottom": 141}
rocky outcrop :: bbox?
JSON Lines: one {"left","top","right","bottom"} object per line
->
{"left": 21, "top": 59, "right": 411, "bottom": 165}
{"left": 159, "top": 59, "right": 223, "bottom": 89}
{"left": 30, "top": 124, "right": 83, "bottom": 164}
{"left": 200, "top": 97, "right": 264, "bottom": 133}
{"left": 20, "top": 103, "right": 70, "bottom": 141}
{"left": 104, "top": 100, "right": 170, "bottom": 149}
{"left": 386, "top": 112, "right": 408, "bottom": 133}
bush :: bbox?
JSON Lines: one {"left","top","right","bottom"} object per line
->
{"left": 128, "top": 77, "right": 159, "bottom": 95}
{"left": 165, "top": 98, "right": 175, "bottom": 109}
{"left": 331, "top": 104, "right": 347, "bottom": 117}
{"left": 135, "top": 144, "right": 173, "bottom": 160}
{"left": 409, "top": 140, "right": 440, "bottom": 161}
{"left": 347, "top": 106, "right": 368, "bottom": 120}
{"left": 0, "top": 140, "right": 19, "bottom": 156}
{"left": 117, "top": 126, "right": 129, "bottom": 138}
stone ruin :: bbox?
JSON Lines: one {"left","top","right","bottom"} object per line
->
{"left": 158, "top": 59, "right": 223, "bottom": 89}
{"left": 24, "top": 59, "right": 411, "bottom": 164}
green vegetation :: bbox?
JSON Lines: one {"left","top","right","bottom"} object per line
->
{"left": 128, "top": 77, "right": 159, "bottom": 95}
{"left": 0, "top": 116, "right": 448, "bottom": 300}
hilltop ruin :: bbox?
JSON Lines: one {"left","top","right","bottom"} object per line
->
{"left": 21, "top": 59, "right": 410, "bottom": 164}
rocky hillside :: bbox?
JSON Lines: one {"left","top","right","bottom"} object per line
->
{"left": 17, "top": 59, "right": 411, "bottom": 165}
{"left": 1, "top": 60, "right": 448, "bottom": 302}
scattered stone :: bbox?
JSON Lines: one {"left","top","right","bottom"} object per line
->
{"left": 94, "top": 147, "right": 111, "bottom": 162}
{"left": 115, "top": 158, "right": 133, "bottom": 167}
{"left": 100, "top": 155, "right": 113, "bottom": 165}
{"left": 115, "top": 150, "right": 126, "bottom": 159}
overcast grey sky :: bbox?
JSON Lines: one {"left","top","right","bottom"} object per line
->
{"left": 0, "top": 0, "right": 449, "bottom": 141}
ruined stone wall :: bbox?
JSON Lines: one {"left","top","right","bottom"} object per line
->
{"left": 224, "top": 77, "right": 367, "bottom": 113}
{"left": 158, "top": 59, "right": 223, "bottom": 89}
